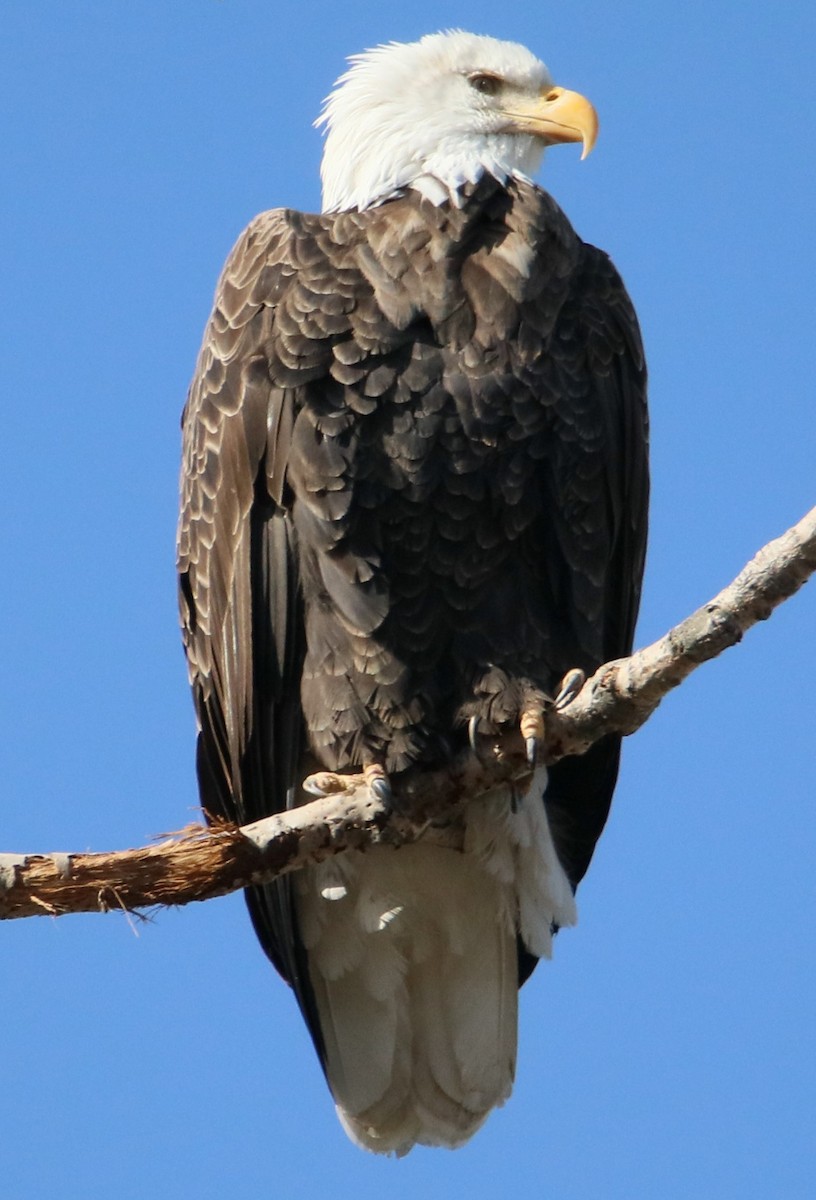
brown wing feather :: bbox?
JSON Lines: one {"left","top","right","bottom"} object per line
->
{"left": 540, "top": 243, "right": 648, "bottom": 901}
{"left": 178, "top": 211, "right": 320, "bottom": 1026}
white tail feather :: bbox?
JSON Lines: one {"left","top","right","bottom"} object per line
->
{"left": 295, "top": 774, "right": 575, "bottom": 1154}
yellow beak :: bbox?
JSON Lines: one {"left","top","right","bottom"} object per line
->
{"left": 501, "top": 86, "right": 599, "bottom": 159}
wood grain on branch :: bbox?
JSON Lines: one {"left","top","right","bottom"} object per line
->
{"left": 2, "top": 505, "right": 814, "bottom": 924}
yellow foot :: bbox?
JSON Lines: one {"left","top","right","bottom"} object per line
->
{"left": 302, "top": 763, "right": 393, "bottom": 804}
{"left": 519, "top": 669, "right": 585, "bottom": 761}
{"left": 302, "top": 771, "right": 357, "bottom": 797}
{"left": 519, "top": 708, "right": 546, "bottom": 765}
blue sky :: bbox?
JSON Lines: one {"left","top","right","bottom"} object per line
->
{"left": 2, "top": 2, "right": 814, "bottom": 1196}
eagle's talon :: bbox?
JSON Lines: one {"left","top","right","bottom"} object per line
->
{"left": 303, "top": 765, "right": 393, "bottom": 803}
{"left": 467, "top": 715, "right": 504, "bottom": 763}
{"left": 519, "top": 707, "right": 546, "bottom": 765}
{"left": 468, "top": 715, "right": 481, "bottom": 752}
{"left": 554, "top": 668, "right": 586, "bottom": 710}
{"left": 302, "top": 771, "right": 353, "bottom": 797}
{"left": 364, "top": 763, "right": 392, "bottom": 805}
{"left": 370, "top": 777, "right": 392, "bottom": 803}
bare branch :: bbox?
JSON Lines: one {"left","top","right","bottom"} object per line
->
{"left": 544, "top": 503, "right": 816, "bottom": 759}
{"left": 2, "top": 505, "right": 814, "bottom": 924}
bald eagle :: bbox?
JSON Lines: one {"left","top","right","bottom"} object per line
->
{"left": 178, "top": 31, "right": 648, "bottom": 1155}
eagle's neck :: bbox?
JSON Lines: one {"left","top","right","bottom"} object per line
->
{"left": 321, "top": 128, "right": 546, "bottom": 214}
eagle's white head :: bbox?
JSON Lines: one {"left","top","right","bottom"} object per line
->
{"left": 317, "top": 30, "right": 598, "bottom": 213}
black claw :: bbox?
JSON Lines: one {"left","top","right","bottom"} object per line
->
{"left": 468, "top": 716, "right": 480, "bottom": 752}
{"left": 525, "top": 736, "right": 539, "bottom": 765}
{"left": 555, "top": 668, "right": 586, "bottom": 710}
{"left": 370, "top": 775, "right": 393, "bottom": 804}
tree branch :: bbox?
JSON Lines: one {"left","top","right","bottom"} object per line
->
{"left": 2, "top": 505, "right": 814, "bottom": 923}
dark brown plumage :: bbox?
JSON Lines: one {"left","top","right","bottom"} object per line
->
{"left": 179, "top": 167, "right": 647, "bottom": 1147}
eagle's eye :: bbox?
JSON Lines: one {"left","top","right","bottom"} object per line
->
{"left": 468, "top": 72, "right": 502, "bottom": 96}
